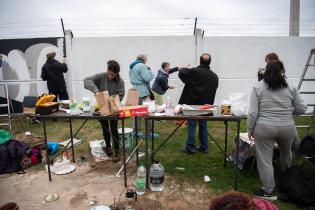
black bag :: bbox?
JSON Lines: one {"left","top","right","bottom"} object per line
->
{"left": 299, "top": 134, "right": 315, "bottom": 161}
{"left": 281, "top": 165, "right": 315, "bottom": 206}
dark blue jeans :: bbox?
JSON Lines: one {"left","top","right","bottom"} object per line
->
{"left": 185, "top": 120, "right": 208, "bottom": 152}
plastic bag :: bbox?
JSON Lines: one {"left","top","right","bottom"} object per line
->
{"left": 229, "top": 93, "right": 247, "bottom": 116}
{"left": 89, "top": 140, "right": 107, "bottom": 158}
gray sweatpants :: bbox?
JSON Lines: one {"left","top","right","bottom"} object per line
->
{"left": 254, "top": 124, "right": 299, "bottom": 193}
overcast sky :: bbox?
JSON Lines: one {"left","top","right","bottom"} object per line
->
{"left": 0, "top": 0, "right": 314, "bottom": 38}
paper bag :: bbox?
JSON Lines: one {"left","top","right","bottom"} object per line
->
{"left": 125, "top": 88, "right": 139, "bottom": 106}
{"left": 109, "top": 95, "right": 120, "bottom": 114}
{"left": 95, "top": 91, "right": 121, "bottom": 116}
{"left": 95, "top": 91, "right": 111, "bottom": 116}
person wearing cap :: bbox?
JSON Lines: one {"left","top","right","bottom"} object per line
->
{"left": 41, "top": 52, "right": 69, "bottom": 101}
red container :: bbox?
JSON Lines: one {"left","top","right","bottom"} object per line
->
{"left": 119, "top": 105, "right": 148, "bottom": 118}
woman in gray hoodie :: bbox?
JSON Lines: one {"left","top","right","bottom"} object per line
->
{"left": 248, "top": 60, "right": 307, "bottom": 201}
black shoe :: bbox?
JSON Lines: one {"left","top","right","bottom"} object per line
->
{"left": 197, "top": 147, "right": 208, "bottom": 153}
{"left": 112, "top": 153, "right": 121, "bottom": 163}
{"left": 103, "top": 147, "right": 113, "bottom": 157}
{"left": 181, "top": 147, "right": 195, "bottom": 154}
{"left": 253, "top": 189, "right": 277, "bottom": 201}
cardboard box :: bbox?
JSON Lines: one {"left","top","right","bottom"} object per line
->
{"left": 118, "top": 105, "right": 148, "bottom": 118}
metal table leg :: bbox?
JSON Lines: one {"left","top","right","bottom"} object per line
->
{"left": 43, "top": 119, "right": 51, "bottom": 181}
{"left": 122, "top": 118, "right": 127, "bottom": 188}
{"left": 234, "top": 120, "right": 241, "bottom": 190}
{"left": 135, "top": 117, "right": 139, "bottom": 165}
{"left": 151, "top": 119, "right": 154, "bottom": 164}
{"left": 145, "top": 118, "right": 149, "bottom": 189}
{"left": 224, "top": 120, "right": 228, "bottom": 168}
{"left": 69, "top": 119, "right": 75, "bottom": 162}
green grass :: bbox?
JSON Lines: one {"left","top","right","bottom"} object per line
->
{"left": 10, "top": 116, "right": 315, "bottom": 210}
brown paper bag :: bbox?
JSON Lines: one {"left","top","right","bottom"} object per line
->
{"left": 109, "top": 95, "right": 120, "bottom": 114}
{"left": 95, "top": 91, "right": 111, "bottom": 116}
{"left": 125, "top": 88, "right": 139, "bottom": 106}
{"left": 95, "top": 91, "right": 121, "bottom": 116}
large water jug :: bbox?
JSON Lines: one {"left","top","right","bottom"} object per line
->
{"left": 149, "top": 160, "right": 165, "bottom": 191}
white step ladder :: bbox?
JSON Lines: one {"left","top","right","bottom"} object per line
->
{"left": 0, "top": 83, "right": 11, "bottom": 130}
{"left": 296, "top": 48, "right": 315, "bottom": 134}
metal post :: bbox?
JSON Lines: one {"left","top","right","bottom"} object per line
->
{"left": 224, "top": 120, "right": 228, "bottom": 168}
{"left": 135, "top": 117, "right": 139, "bottom": 165}
{"left": 151, "top": 119, "right": 154, "bottom": 164}
{"left": 69, "top": 119, "right": 75, "bottom": 162}
{"left": 43, "top": 119, "right": 52, "bottom": 181}
{"left": 145, "top": 118, "right": 149, "bottom": 189}
{"left": 234, "top": 120, "right": 241, "bottom": 190}
{"left": 122, "top": 118, "right": 127, "bottom": 187}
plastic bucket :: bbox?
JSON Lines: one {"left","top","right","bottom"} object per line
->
{"left": 118, "top": 128, "right": 134, "bottom": 151}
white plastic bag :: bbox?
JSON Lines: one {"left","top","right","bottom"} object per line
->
{"left": 89, "top": 140, "right": 107, "bottom": 158}
{"left": 229, "top": 93, "right": 247, "bottom": 116}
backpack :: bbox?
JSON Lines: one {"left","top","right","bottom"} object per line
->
{"left": 280, "top": 134, "right": 315, "bottom": 206}
{"left": 299, "top": 133, "right": 315, "bottom": 162}
{"left": 281, "top": 165, "right": 315, "bottom": 206}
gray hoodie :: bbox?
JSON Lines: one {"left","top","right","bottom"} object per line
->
{"left": 247, "top": 81, "right": 307, "bottom": 132}
{"left": 84, "top": 73, "right": 125, "bottom": 101}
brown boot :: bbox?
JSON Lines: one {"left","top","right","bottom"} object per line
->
{"left": 112, "top": 152, "right": 120, "bottom": 163}
{"left": 103, "top": 147, "right": 113, "bottom": 157}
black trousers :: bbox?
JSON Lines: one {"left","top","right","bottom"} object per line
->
{"left": 99, "top": 119, "right": 119, "bottom": 152}
{"left": 50, "top": 89, "right": 69, "bottom": 101}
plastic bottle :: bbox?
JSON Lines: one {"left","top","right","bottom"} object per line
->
{"left": 135, "top": 163, "right": 146, "bottom": 195}
{"left": 149, "top": 160, "right": 165, "bottom": 192}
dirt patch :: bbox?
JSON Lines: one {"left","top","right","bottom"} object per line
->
{"left": 70, "top": 192, "right": 88, "bottom": 206}
{"left": 0, "top": 161, "right": 212, "bottom": 210}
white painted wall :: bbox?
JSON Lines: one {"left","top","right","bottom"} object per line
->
{"left": 1, "top": 35, "right": 314, "bottom": 110}
{"left": 69, "top": 35, "right": 315, "bottom": 108}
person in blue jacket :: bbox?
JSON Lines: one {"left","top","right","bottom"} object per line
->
{"left": 152, "top": 62, "right": 178, "bottom": 105}
{"left": 129, "top": 54, "right": 155, "bottom": 137}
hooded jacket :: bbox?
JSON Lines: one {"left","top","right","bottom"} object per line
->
{"left": 129, "top": 60, "right": 154, "bottom": 98}
{"left": 152, "top": 67, "right": 178, "bottom": 95}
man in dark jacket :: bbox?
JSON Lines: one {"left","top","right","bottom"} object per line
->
{"left": 41, "top": 52, "right": 69, "bottom": 101}
{"left": 179, "top": 53, "right": 218, "bottom": 154}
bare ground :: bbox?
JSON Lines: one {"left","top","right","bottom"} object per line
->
{"left": 0, "top": 159, "right": 213, "bottom": 210}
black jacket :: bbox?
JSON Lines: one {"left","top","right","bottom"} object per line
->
{"left": 41, "top": 59, "right": 68, "bottom": 93}
{"left": 178, "top": 64, "right": 218, "bottom": 105}
{"left": 0, "top": 139, "right": 28, "bottom": 174}
{"left": 152, "top": 67, "right": 178, "bottom": 95}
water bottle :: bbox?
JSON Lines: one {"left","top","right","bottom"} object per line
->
{"left": 125, "top": 189, "right": 137, "bottom": 210}
{"left": 149, "top": 160, "right": 165, "bottom": 192}
{"left": 135, "top": 163, "right": 146, "bottom": 195}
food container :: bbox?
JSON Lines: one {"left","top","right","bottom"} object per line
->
{"left": 220, "top": 101, "right": 232, "bottom": 116}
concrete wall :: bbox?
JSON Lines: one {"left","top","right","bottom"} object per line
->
{"left": 71, "top": 35, "right": 315, "bottom": 107}
{"left": 1, "top": 34, "right": 314, "bottom": 109}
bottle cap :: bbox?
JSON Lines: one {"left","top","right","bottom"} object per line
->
{"left": 126, "top": 189, "right": 135, "bottom": 198}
